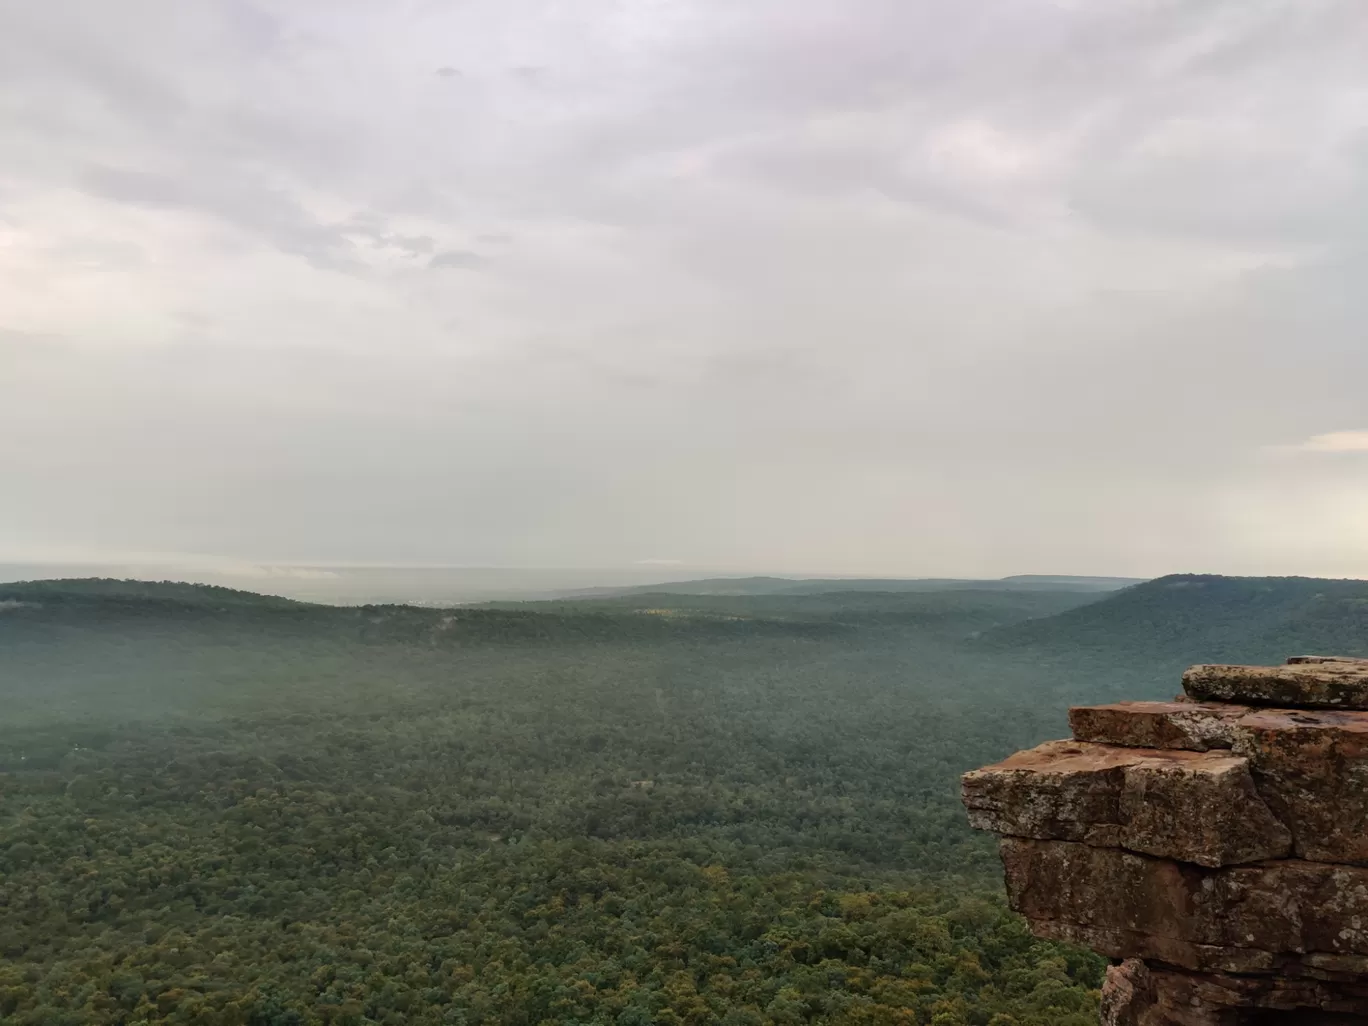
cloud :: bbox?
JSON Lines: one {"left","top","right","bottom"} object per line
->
{"left": 218, "top": 564, "right": 342, "bottom": 580}
{"left": 80, "top": 164, "right": 362, "bottom": 271}
{"left": 342, "top": 216, "right": 436, "bottom": 257}
{"left": 388, "top": 234, "right": 435, "bottom": 257}
{"left": 1287, "top": 430, "right": 1368, "bottom": 454}
{"left": 428, "top": 250, "right": 487, "bottom": 270}
{"left": 4, "top": 1, "right": 1368, "bottom": 576}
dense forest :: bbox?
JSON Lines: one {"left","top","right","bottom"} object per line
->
{"left": 2, "top": 574, "right": 1366, "bottom": 1025}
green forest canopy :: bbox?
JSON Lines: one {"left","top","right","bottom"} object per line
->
{"left": 2, "top": 574, "right": 1366, "bottom": 1025}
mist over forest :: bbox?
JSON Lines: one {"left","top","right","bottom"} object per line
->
{"left": 3, "top": 572, "right": 1367, "bottom": 1025}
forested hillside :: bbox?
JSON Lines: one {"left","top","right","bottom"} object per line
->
{"left": 568, "top": 576, "right": 1140, "bottom": 599}
{"left": 2, "top": 574, "right": 1365, "bottom": 1025}
{"left": 982, "top": 573, "right": 1368, "bottom": 671}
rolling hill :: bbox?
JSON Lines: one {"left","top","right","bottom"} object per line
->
{"left": 0, "top": 576, "right": 1104, "bottom": 643}
{"left": 980, "top": 573, "right": 1368, "bottom": 669}
{"left": 568, "top": 573, "right": 1143, "bottom": 598}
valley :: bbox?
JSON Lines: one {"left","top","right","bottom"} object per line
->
{"left": 1, "top": 575, "right": 1366, "bottom": 1024}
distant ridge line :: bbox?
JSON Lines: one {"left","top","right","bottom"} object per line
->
{"left": 565, "top": 574, "right": 1147, "bottom": 599}
{"left": 977, "top": 572, "right": 1368, "bottom": 666}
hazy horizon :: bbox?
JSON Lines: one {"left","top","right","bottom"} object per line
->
{"left": 5, "top": 2, "right": 1368, "bottom": 578}
{"left": 0, "top": 560, "right": 1154, "bottom": 605}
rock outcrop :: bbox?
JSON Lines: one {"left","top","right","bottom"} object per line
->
{"left": 963, "top": 656, "right": 1368, "bottom": 1024}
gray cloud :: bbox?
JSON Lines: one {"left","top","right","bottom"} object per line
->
{"left": 2, "top": 0, "right": 1368, "bottom": 576}
{"left": 388, "top": 234, "right": 435, "bottom": 257}
{"left": 428, "top": 250, "right": 487, "bottom": 270}
{"left": 79, "top": 163, "right": 363, "bottom": 270}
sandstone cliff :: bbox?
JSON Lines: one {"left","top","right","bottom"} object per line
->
{"left": 962, "top": 656, "right": 1368, "bottom": 1025}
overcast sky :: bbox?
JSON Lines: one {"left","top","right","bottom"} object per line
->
{"left": 3, "top": 0, "right": 1368, "bottom": 579}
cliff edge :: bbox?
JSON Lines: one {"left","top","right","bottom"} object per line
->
{"left": 962, "top": 655, "right": 1368, "bottom": 1025}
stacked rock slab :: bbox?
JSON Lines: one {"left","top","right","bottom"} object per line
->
{"left": 962, "top": 656, "right": 1368, "bottom": 1025}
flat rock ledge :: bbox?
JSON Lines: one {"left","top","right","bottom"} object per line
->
{"left": 1183, "top": 656, "right": 1368, "bottom": 710}
{"left": 963, "top": 655, "right": 1368, "bottom": 1024}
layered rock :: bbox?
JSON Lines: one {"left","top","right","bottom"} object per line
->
{"left": 963, "top": 655, "right": 1368, "bottom": 1024}
{"left": 1100, "top": 959, "right": 1368, "bottom": 1026}
{"left": 1183, "top": 656, "right": 1368, "bottom": 710}
{"left": 963, "top": 740, "right": 1291, "bottom": 867}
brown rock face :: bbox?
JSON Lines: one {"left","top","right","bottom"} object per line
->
{"left": 962, "top": 655, "right": 1368, "bottom": 1023}
{"left": 1183, "top": 657, "right": 1368, "bottom": 710}
{"left": 1235, "top": 708, "right": 1368, "bottom": 865}
{"left": 1064, "top": 700, "right": 1368, "bottom": 865}
{"left": 962, "top": 740, "right": 1127, "bottom": 846}
{"left": 1069, "top": 701, "right": 1248, "bottom": 751}
{"left": 1100, "top": 960, "right": 1154, "bottom": 1026}
{"left": 963, "top": 741, "right": 1291, "bottom": 866}
{"left": 1000, "top": 838, "right": 1368, "bottom": 972}
{"left": 1101, "top": 959, "right": 1368, "bottom": 1025}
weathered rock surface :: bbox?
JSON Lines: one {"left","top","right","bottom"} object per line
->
{"left": 1184, "top": 656, "right": 1368, "bottom": 710}
{"left": 1064, "top": 700, "right": 1368, "bottom": 865}
{"left": 962, "top": 740, "right": 1126, "bottom": 846}
{"left": 1236, "top": 707, "right": 1368, "bottom": 865}
{"left": 1069, "top": 701, "right": 1247, "bottom": 751}
{"left": 963, "top": 741, "right": 1291, "bottom": 867}
{"left": 1001, "top": 837, "right": 1368, "bottom": 974}
{"left": 963, "top": 655, "right": 1368, "bottom": 1023}
{"left": 1099, "top": 959, "right": 1154, "bottom": 1026}
{"left": 1101, "top": 959, "right": 1368, "bottom": 1025}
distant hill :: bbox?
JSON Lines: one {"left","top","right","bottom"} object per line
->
{"left": 0, "top": 564, "right": 1147, "bottom": 605}
{"left": 0, "top": 577, "right": 309, "bottom": 609}
{"left": 499, "top": 587, "right": 1099, "bottom": 639}
{"left": 981, "top": 573, "right": 1368, "bottom": 667}
{"left": 0, "top": 577, "right": 1109, "bottom": 735}
{"left": 22, "top": 575, "right": 1360, "bottom": 674}
{"left": 0, "top": 577, "right": 852, "bottom": 646}
{"left": 569, "top": 574, "right": 1144, "bottom": 599}
{"left": 997, "top": 575, "right": 1146, "bottom": 591}
{"left": 0, "top": 577, "right": 1093, "bottom": 645}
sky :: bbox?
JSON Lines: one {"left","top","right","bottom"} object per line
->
{"left": 3, "top": 0, "right": 1368, "bottom": 580}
